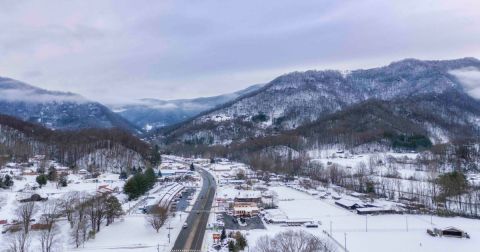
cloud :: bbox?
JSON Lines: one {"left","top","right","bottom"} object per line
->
{"left": 0, "top": 0, "right": 479, "bottom": 103}
{"left": 450, "top": 67, "right": 480, "bottom": 99}
{"left": 0, "top": 89, "right": 87, "bottom": 103}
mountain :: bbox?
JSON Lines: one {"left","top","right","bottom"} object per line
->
{"left": 109, "top": 84, "right": 264, "bottom": 131}
{"left": 0, "top": 114, "right": 149, "bottom": 172}
{"left": 0, "top": 77, "right": 139, "bottom": 132}
{"left": 163, "top": 58, "right": 480, "bottom": 149}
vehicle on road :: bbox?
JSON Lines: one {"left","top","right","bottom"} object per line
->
{"left": 182, "top": 222, "right": 188, "bottom": 229}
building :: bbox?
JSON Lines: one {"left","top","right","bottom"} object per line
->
{"left": 234, "top": 190, "right": 262, "bottom": 203}
{"left": 233, "top": 202, "right": 260, "bottom": 217}
{"left": 335, "top": 199, "right": 362, "bottom": 210}
{"left": 356, "top": 207, "right": 398, "bottom": 215}
{"left": 433, "top": 227, "right": 469, "bottom": 238}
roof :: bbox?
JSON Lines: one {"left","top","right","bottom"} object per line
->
{"left": 335, "top": 199, "right": 362, "bottom": 207}
{"left": 234, "top": 205, "right": 259, "bottom": 211}
{"left": 236, "top": 190, "right": 262, "bottom": 199}
{"left": 442, "top": 227, "right": 464, "bottom": 232}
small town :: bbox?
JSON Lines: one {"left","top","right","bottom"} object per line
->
{"left": 1, "top": 151, "right": 479, "bottom": 252}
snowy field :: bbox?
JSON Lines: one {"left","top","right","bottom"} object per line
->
{"left": 248, "top": 186, "right": 480, "bottom": 252}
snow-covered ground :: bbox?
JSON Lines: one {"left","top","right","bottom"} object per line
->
{"left": 196, "top": 155, "right": 480, "bottom": 252}
{"left": 0, "top": 158, "right": 202, "bottom": 252}
{"left": 253, "top": 186, "right": 480, "bottom": 252}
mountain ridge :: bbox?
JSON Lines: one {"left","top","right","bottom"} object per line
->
{"left": 161, "top": 57, "right": 480, "bottom": 148}
{"left": 0, "top": 76, "right": 140, "bottom": 133}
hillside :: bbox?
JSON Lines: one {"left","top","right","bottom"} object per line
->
{"left": 163, "top": 58, "right": 480, "bottom": 149}
{"left": 0, "top": 114, "right": 150, "bottom": 172}
{"left": 110, "top": 84, "right": 264, "bottom": 131}
{"left": 0, "top": 77, "right": 140, "bottom": 133}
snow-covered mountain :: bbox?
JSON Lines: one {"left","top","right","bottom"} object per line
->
{"left": 0, "top": 77, "right": 139, "bottom": 132}
{"left": 0, "top": 114, "right": 149, "bottom": 173}
{"left": 109, "top": 84, "right": 264, "bottom": 131}
{"left": 163, "top": 58, "right": 480, "bottom": 148}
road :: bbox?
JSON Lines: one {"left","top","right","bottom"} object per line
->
{"left": 171, "top": 166, "right": 216, "bottom": 251}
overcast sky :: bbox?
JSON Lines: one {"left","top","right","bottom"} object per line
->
{"left": 0, "top": 0, "right": 479, "bottom": 104}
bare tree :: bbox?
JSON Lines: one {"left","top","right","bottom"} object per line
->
{"left": 69, "top": 193, "right": 90, "bottom": 248}
{"left": 254, "top": 230, "right": 335, "bottom": 252}
{"left": 16, "top": 202, "right": 36, "bottom": 234}
{"left": 38, "top": 200, "right": 61, "bottom": 252}
{"left": 6, "top": 230, "right": 31, "bottom": 252}
{"left": 61, "top": 191, "right": 80, "bottom": 224}
{"left": 146, "top": 205, "right": 169, "bottom": 233}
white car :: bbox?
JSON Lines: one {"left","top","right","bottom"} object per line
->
{"left": 182, "top": 223, "right": 188, "bottom": 229}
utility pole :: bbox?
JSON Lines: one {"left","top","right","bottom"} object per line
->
{"left": 406, "top": 216, "right": 409, "bottom": 232}
{"left": 330, "top": 221, "right": 332, "bottom": 235}
{"left": 365, "top": 215, "right": 368, "bottom": 232}
{"left": 168, "top": 222, "right": 171, "bottom": 243}
{"left": 344, "top": 233, "right": 347, "bottom": 251}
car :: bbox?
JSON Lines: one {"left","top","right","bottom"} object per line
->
{"left": 182, "top": 223, "right": 188, "bottom": 229}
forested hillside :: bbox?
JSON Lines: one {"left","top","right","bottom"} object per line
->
{"left": 0, "top": 114, "right": 151, "bottom": 172}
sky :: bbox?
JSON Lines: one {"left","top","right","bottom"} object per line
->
{"left": 0, "top": 0, "right": 479, "bottom": 104}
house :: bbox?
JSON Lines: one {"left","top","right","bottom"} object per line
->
{"left": 233, "top": 202, "right": 260, "bottom": 217}
{"left": 0, "top": 220, "right": 7, "bottom": 225}
{"left": 356, "top": 207, "right": 398, "bottom": 215}
{"left": 22, "top": 169, "right": 37, "bottom": 176}
{"left": 97, "top": 185, "right": 117, "bottom": 195}
{"left": 234, "top": 190, "right": 262, "bottom": 203}
{"left": 335, "top": 199, "right": 362, "bottom": 210}
{"left": 433, "top": 227, "right": 470, "bottom": 238}
{"left": 78, "top": 169, "right": 89, "bottom": 175}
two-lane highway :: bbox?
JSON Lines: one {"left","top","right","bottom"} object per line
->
{"left": 172, "top": 167, "right": 216, "bottom": 251}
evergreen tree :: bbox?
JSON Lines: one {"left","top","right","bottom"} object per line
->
{"left": 105, "top": 196, "right": 124, "bottom": 225}
{"left": 144, "top": 167, "right": 156, "bottom": 189}
{"left": 220, "top": 227, "right": 227, "bottom": 241}
{"left": 234, "top": 231, "right": 247, "bottom": 250}
{"left": 150, "top": 144, "right": 161, "bottom": 167}
{"left": 58, "top": 174, "right": 68, "bottom": 187}
{"left": 36, "top": 174, "right": 47, "bottom": 187}
{"left": 228, "top": 240, "right": 236, "bottom": 252}
{"left": 190, "top": 163, "right": 195, "bottom": 171}
{"left": 0, "top": 174, "right": 13, "bottom": 189}
{"left": 47, "top": 166, "right": 57, "bottom": 181}
{"left": 119, "top": 171, "right": 128, "bottom": 180}
{"left": 124, "top": 176, "right": 139, "bottom": 200}
{"left": 157, "top": 170, "right": 162, "bottom": 178}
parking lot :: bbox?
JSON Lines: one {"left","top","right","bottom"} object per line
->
{"left": 173, "top": 188, "right": 195, "bottom": 212}
{"left": 221, "top": 213, "right": 265, "bottom": 230}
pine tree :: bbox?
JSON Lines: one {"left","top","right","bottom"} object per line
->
{"left": 150, "top": 145, "right": 161, "bottom": 167}
{"left": 144, "top": 167, "right": 156, "bottom": 189}
{"left": 106, "top": 196, "right": 123, "bottom": 225}
{"left": 58, "top": 174, "right": 68, "bottom": 187}
{"left": 221, "top": 227, "right": 227, "bottom": 241}
{"left": 47, "top": 166, "right": 57, "bottom": 181}
{"left": 36, "top": 174, "right": 47, "bottom": 187}
{"left": 190, "top": 163, "right": 195, "bottom": 171}
{"left": 124, "top": 177, "right": 139, "bottom": 200}
{"left": 119, "top": 171, "right": 128, "bottom": 180}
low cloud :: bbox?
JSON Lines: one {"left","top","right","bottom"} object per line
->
{"left": 450, "top": 67, "right": 480, "bottom": 99}
{"left": 0, "top": 88, "right": 87, "bottom": 104}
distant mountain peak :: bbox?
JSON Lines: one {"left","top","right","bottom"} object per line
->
{"left": 0, "top": 76, "right": 87, "bottom": 104}
{"left": 0, "top": 76, "right": 138, "bottom": 132}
